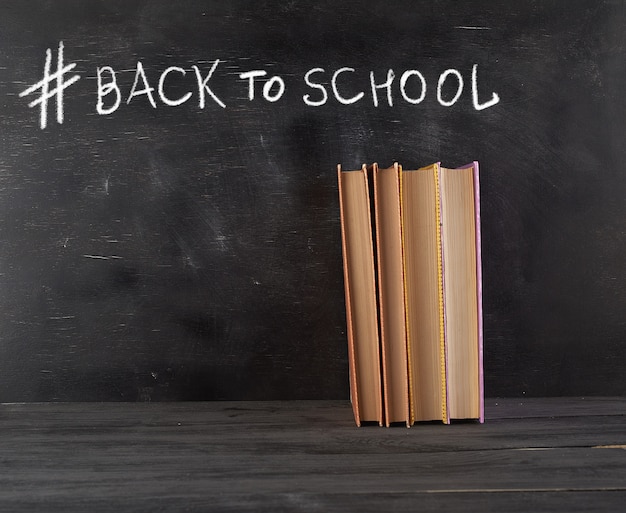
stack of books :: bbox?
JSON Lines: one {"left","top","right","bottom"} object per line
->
{"left": 337, "top": 162, "right": 484, "bottom": 427}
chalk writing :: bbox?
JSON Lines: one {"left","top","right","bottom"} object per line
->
{"left": 158, "top": 67, "right": 193, "bottom": 107}
{"left": 19, "top": 41, "right": 81, "bottom": 129}
{"left": 370, "top": 69, "right": 395, "bottom": 107}
{"left": 472, "top": 64, "right": 500, "bottom": 110}
{"left": 399, "top": 70, "right": 427, "bottom": 104}
{"left": 192, "top": 61, "right": 226, "bottom": 109}
{"left": 96, "top": 60, "right": 225, "bottom": 114}
{"left": 127, "top": 61, "right": 157, "bottom": 108}
{"left": 239, "top": 70, "right": 286, "bottom": 102}
{"left": 304, "top": 65, "right": 499, "bottom": 108}
{"left": 303, "top": 68, "right": 327, "bottom": 106}
{"left": 19, "top": 42, "right": 501, "bottom": 129}
{"left": 97, "top": 66, "right": 120, "bottom": 115}
{"left": 437, "top": 69, "right": 464, "bottom": 106}
{"left": 331, "top": 68, "right": 365, "bottom": 105}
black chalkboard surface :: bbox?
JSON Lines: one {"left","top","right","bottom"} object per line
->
{"left": 0, "top": 0, "right": 624, "bottom": 401}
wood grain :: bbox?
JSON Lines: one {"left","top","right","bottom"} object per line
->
{"left": 0, "top": 398, "right": 624, "bottom": 512}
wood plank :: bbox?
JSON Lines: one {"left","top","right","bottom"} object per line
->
{"left": 3, "top": 399, "right": 623, "bottom": 452}
{"left": 486, "top": 397, "right": 626, "bottom": 419}
{"left": 0, "top": 399, "right": 624, "bottom": 512}
{"left": 1, "top": 491, "right": 626, "bottom": 513}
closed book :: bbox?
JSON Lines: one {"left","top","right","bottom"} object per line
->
{"left": 401, "top": 163, "right": 447, "bottom": 423}
{"left": 373, "top": 163, "right": 410, "bottom": 426}
{"left": 337, "top": 164, "right": 383, "bottom": 426}
{"left": 439, "top": 162, "right": 484, "bottom": 422}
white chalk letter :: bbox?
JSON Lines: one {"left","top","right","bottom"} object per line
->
{"left": 331, "top": 67, "right": 364, "bottom": 105}
{"left": 158, "top": 66, "right": 192, "bottom": 107}
{"left": 96, "top": 66, "right": 121, "bottom": 115}
{"left": 303, "top": 68, "right": 328, "bottom": 107}
{"left": 193, "top": 60, "right": 226, "bottom": 109}
{"left": 262, "top": 76, "right": 285, "bottom": 102}
{"left": 127, "top": 61, "right": 157, "bottom": 108}
{"left": 239, "top": 70, "right": 267, "bottom": 101}
{"left": 400, "top": 70, "right": 426, "bottom": 104}
{"left": 437, "top": 68, "right": 463, "bottom": 107}
{"left": 472, "top": 64, "right": 500, "bottom": 111}
{"left": 370, "top": 69, "right": 395, "bottom": 107}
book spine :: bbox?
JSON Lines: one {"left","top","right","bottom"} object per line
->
{"left": 399, "top": 165, "right": 416, "bottom": 426}
{"left": 337, "top": 164, "right": 362, "bottom": 427}
{"left": 372, "top": 163, "right": 390, "bottom": 426}
{"left": 472, "top": 161, "right": 485, "bottom": 424}
{"left": 374, "top": 163, "right": 410, "bottom": 427}
{"left": 364, "top": 165, "right": 384, "bottom": 427}
{"left": 434, "top": 163, "right": 450, "bottom": 424}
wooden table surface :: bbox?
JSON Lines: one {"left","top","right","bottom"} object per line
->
{"left": 1, "top": 397, "right": 625, "bottom": 512}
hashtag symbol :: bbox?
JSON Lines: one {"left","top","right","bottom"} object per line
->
{"left": 19, "top": 41, "right": 81, "bottom": 130}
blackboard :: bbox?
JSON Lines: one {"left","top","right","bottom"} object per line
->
{"left": 1, "top": 0, "right": 624, "bottom": 401}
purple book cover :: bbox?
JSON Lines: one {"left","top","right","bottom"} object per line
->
{"left": 472, "top": 161, "right": 485, "bottom": 424}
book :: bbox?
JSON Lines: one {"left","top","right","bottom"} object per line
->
{"left": 438, "top": 162, "right": 484, "bottom": 422}
{"left": 373, "top": 163, "right": 410, "bottom": 426}
{"left": 337, "top": 164, "right": 384, "bottom": 426}
{"left": 338, "top": 161, "right": 483, "bottom": 426}
{"left": 401, "top": 163, "right": 447, "bottom": 423}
